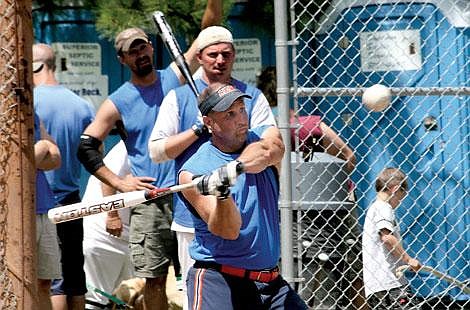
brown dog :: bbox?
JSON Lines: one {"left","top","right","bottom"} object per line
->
{"left": 111, "top": 277, "right": 145, "bottom": 310}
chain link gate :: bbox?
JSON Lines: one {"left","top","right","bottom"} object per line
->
{"left": 275, "top": 0, "right": 469, "bottom": 309}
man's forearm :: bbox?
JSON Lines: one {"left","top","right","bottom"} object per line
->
{"left": 185, "top": 0, "right": 223, "bottom": 73}
{"left": 208, "top": 197, "right": 241, "bottom": 240}
{"left": 201, "top": 0, "right": 223, "bottom": 29}
{"left": 238, "top": 130, "right": 284, "bottom": 174}
{"left": 180, "top": 170, "right": 241, "bottom": 240}
{"left": 94, "top": 165, "right": 123, "bottom": 192}
{"left": 101, "top": 180, "right": 117, "bottom": 197}
{"left": 36, "top": 141, "right": 61, "bottom": 171}
{"left": 155, "top": 130, "right": 199, "bottom": 161}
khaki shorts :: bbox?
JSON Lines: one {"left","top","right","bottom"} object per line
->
{"left": 36, "top": 214, "right": 62, "bottom": 280}
{"left": 129, "top": 195, "right": 175, "bottom": 278}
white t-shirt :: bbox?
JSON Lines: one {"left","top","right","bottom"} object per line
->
{"left": 83, "top": 140, "right": 131, "bottom": 241}
{"left": 362, "top": 199, "right": 407, "bottom": 296}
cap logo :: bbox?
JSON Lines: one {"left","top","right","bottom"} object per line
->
{"left": 217, "top": 85, "right": 236, "bottom": 97}
{"left": 198, "top": 83, "right": 252, "bottom": 116}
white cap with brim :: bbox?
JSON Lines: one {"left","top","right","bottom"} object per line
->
{"left": 197, "top": 26, "right": 233, "bottom": 52}
{"left": 115, "top": 27, "right": 149, "bottom": 53}
{"left": 199, "top": 84, "right": 251, "bottom": 116}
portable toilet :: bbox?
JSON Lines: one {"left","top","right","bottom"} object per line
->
{"left": 298, "top": 0, "right": 469, "bottom": 301}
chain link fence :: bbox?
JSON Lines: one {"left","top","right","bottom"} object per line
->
{"left": 277, "top": 0, "right": 469, "bottom": 309}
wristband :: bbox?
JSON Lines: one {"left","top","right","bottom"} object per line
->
{"left": 234, "top": 160, "right": 245, "bottom": 174}
{"left": 192, "top": 122, "right": 208, "bottom": 137}
{"left": 217, "top": 187, "right": 231, "bottom": 200}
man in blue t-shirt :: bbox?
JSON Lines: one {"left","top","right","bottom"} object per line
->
{"left": 33, "top": 43, "right": 95, "bottom": 309}
{"left": 34, "top": 113, "right": 62, "bottom": 309}
{"left": 148, "top": 27, "right": 276, "bottom": 304}
{"left": 178, "top": 83, "right": 307, "bottom": 309}
{"left": 77, "top": 2, "right": 222, "bottom": 308}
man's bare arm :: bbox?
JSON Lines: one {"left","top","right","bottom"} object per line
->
{"left": 320, "top": 122, "right": 356, "bottom": 172}
{"left": 82, "top": 99, "right": 156, "bottom": 192}
{"left": 162, "top": 130, "right": 200, "bottom": 160}
{"left": 179, "top": 170, "right": 241, "bottom": 240}
{"left": 102, "top": 180, "right": 123, "bottom": 237}
{"left": 201, "top": 0, "right": 223, "bottom": 28}
{"left": 179, "top": 0, "right": 223, "bottom": 76}
{"left": 35, "top": 121, "right": 61, "bottom": 170}
{"left": 238, "top": 126, "right": 285, "bottom": 174}
{"left": 148, "top": 91, "right": 203, "bottom": 163}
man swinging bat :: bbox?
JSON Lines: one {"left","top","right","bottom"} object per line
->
{"left": 76, "top": 2, "right": 223, "bottom": 309}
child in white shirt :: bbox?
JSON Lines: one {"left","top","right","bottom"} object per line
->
{"left": 362, "top": 167, "right": 421, "bottom": 309}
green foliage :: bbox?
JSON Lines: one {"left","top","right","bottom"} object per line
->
{"left": 83, "top": 0, "right": 234, "bottom": 41}
{"left": 242, "top": 0, "right": 274, "bottom": 33}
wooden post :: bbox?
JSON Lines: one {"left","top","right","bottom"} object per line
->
{"left": 0, "top": 0, "right": 37, "bottom": 308}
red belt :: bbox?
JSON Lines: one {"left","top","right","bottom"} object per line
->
{"left": 194, "top": 261, "right": 279, "bottom": 283}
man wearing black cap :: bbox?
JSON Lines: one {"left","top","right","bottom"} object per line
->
{"left": 148, "top": 26, "right": 277, "bottom": 306}
{"left": 177, "top": 83, "right": 307, "bottom": 309}
{"left": 77, "top": 2, "right": 222, "bottom": 309}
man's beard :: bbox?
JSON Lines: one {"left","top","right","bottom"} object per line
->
{"left": 133, "top": 56, "right": 153, "bottom": 77}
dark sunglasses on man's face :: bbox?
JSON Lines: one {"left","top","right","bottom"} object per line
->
{"left": 126, "top": 42, "right": 150, "bottom": 57}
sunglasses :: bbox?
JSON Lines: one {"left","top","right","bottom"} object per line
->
{"left": 125, "top": 42, "right": 150, "bottom": 57}
{"left": 33, "top": 62, "right": 44, "bottom": 73}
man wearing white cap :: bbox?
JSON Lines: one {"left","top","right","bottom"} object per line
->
{"left": 148, "top": 25, "right": 276, "bottom": 308}
{"left": 77, "top": 2, "right": 222, "bottom": 309}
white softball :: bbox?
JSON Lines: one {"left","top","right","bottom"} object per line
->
{"left": 317, "top": 253, "right": 329, "bottom": 262}
{"left": 362, "top": 84, "right": 391, "bottom": 112}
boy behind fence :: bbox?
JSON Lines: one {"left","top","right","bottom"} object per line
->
{"left": 362, "top": 167, "right": 422, "bottom": 309}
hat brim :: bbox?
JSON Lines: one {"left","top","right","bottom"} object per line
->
{"left": 120, "top": 36, "right": 149, "bottom": 53}
{"left": 212, "top": 92, "right": 252, "bottom": 113}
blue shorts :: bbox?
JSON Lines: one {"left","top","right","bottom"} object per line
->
{"left": 187, "top": 266, "right": 308, "bottom": 310}
{"left": 51, "top": 191, "right": 87, "bottom": 296}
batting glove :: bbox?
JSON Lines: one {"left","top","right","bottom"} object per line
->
{"left": 194, "top": 161, "right": 244, "bottom": 200}
{"left": 194, "top": 174, "right": 230, "bottom": 199}
{"left": 224, "top": 160, "right": 245, "bottom": 186}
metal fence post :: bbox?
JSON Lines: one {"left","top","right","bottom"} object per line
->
{"left": 274, "top": 0, "right": 295, "bottom": 284}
